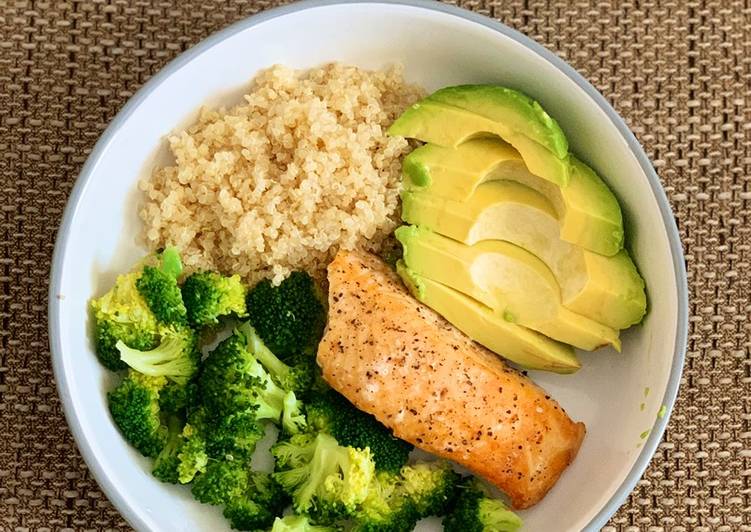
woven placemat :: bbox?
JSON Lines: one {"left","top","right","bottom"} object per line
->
{"left": 1, "top": 0, "right": 749, "bottom": 530}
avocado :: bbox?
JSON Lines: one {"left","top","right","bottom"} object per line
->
{"left": 401, "top": 180, "right": 646, "bottom": 329}
{"left": 395, "top": 225, "right": 621, "bottom": 351}
{"left": 389, "top": 85, "right": 570, "bottom": 186}
{"left": 396, "top": 261, "right": 581, "bottom": 373}
{"left": 402, "top": 138, "right": 624, "bottom": 256}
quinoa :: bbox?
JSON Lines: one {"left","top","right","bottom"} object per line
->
{"left": 139, "top": 64, "right": 424, "bottom": 285}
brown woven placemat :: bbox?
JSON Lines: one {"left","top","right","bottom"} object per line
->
{"left": 1, "top": 0, "right": 749, "bottom": 530}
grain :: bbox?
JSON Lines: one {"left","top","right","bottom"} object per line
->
{"left": 139, "top": 63, "right": 423, "bottom": 285}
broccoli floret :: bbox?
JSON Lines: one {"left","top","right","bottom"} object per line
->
{"left": 223, "top": 472, "right": 288, "bottom": 531}
{"left": 152, "top": 415, "right": 184, "bottom": 483}
{"left": 239, "top": 322, "right": 314, "bottom": 394}
{"left": 91, "top": 271, "right": 159, "bottom": 371}
{"left": 199, "top": 331, "right": 286, "bottom": 422}
{"left": 158, "top": 381, "right": 196, "bottom": 415}
{"left": 206, "top": 410, "right": 266, "bottom": 460}
{"left": 192, "top": 460, "right": 249, "bottom": 505}
{"left": 443, "top": 479, "right": 522, "bottom": 532}
{"left": 193, "top": 463, "right": 284, "bottom": 530}
{"left": 117, "top": 326, "right": 197, "bottom": 385}
{"left": 90, "top": 248, "right": 186, "bottom": 371}
{"left": 136, "top": 265, "right": 188, "bottom": 326}
{"left": 401, "top": 461, "right": 460, "bottom": 518}
{"left": 306, "top": 391, "right": 412, "bottom": 473}
{"left": 272, "top": 432, "right": 375, "bottom": 522}
{"left": 271, "top": 515, "right": 337, "bottom": 531}
{"left": 281, "top": 391, "right": 307, "bottom": 436}
{"left": 352, "top": 471, "right": 419, "bottom": 532}
{"left": 107, "top": 371, "right": 168, "bottom": 458}
{"left": 246, "top": 271, "right": 326, "bottom": 359}
{"left": 176, "top": 410, "right": 210, "bottom": 483}
{"left": 182, "top": 271, "right": 248, "bottom": 327}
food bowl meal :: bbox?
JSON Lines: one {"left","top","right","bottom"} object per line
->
{"left": 48, "top": 1, "right": 688, "bottom": 531}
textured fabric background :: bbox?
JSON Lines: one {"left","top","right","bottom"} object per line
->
{"left": 0, "top": 0, "right": 749, "bottom": 530}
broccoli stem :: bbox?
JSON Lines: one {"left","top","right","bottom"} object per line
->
{"left": 239, "top": 322, "right": 291, "bottom": 380}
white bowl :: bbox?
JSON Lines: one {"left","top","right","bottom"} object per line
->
{"left": 49, "top": 1, "right": 688, "bottom": 530}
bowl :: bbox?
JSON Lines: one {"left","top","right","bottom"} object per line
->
{"left": 48, "top": 1, "right": 688, "bottom": 530}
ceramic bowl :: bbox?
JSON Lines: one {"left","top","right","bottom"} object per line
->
{"left": 49, "top": 1, "right": 688, "bottom": 530}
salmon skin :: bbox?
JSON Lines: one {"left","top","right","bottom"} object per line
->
{"left": 316, "top": 250, "right": 585, "bottom": 509}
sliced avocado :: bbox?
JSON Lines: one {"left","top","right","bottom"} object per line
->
{"left": 397, "top": 261, "right": 579, "bottom": 373}
{"left": 427, "top": 85, "right": 568, "bottom": 157}
{"left": 401, "top": 180, "right": 646, "bottom": 329}
{"left": 402, "top": 138, "right": 624, "bottom": 256}
{"left": 389, "top": 100, "right": 569, "bottom": 186}
{"left": 396, "top": 226, "right": 621, "bottom": 351}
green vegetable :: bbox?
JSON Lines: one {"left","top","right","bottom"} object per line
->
{"left": 272, "top": 432, "right": 375, "bottom": 523}
{"left": 90, "top": 248, "right": 185, "bottom": 370}
{"left": 177, "top": 423, "right": 209, "bottom": 484}
{"left": 239, "top": 321, "right": 314, "bottom": 394}
{"left": 306, "top": 390, "right": 412, "bottom": 473}
{"left": 351, "top": 471, "right": 419, "bottom": 532}
{"left": 182, "top": 271, "right": 247, "bottom": 327}
{"left": 206, "top": 410, "right": 266, "bottom": 460}
{"left": 158, "top": 381, "right": 195, "bottom": 415}
{"left": 198, "top": 331, "right": 287, "bottom": 422}
{"left": 443, "top": 478, "right": 522, "bottom": 532}
{"left": 246, "top": 271, "right": 326, "bottom": 359}
{"left": 223, "top": 472, "right": 288, "bottom": 531}
{"left": 192, "top": 462, "right": 285, "bottom": 530}
{"left": 116, "top": 326, "right": 198, "bottom": 386}
{"left": 152, "top": 415, "right": 185, "bottom": 483}
{"left": 107, "top": 371, "right": 169, "bottom": 458}
{"left": 192, "top": 460, "right": 249, "bottom": 506}
{"left": 136, "top": 265, "right": 188, "bottom": 326}
{"left": 270, "top": 514, "right": 337, "bottom": 531}
{"left": 281, "top": 391, "right": 307, "bottom": 436}
{"left": 401, "top": 461, "right": 460, "bottom": 518}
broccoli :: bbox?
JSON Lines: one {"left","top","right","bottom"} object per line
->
{"left": 91, "top": 271, "right": 159, "bottom": 371}
{"left": 270, "top": 515, "right": 337, "bottom": 531}
{"left": 281, "top": 391, "right": 307, "bottom": 436}
{"left": 206, "top": 410, "right": 267, "bottom": 460}
{"left": 152, "top": 415, "right": 184, "bottom": 483}
{"left": 107, "top": 371, "right": 169, "bottom": 458}
{"left": 193, "top": 462, "right": 284, "bottom": 530}
{"left": 116, "top": 326, "right": 198, "bottom": 385}
{"left": 443, "top": 478, "right": 522, "bottom": 532}
{"left": 306, "top": 391, "right": 412, "bottom": 473}
{"left": 351, "top": 471, "right": 419, "bottom": 532}
{"left": 246, "top": 271, "right": 326, "bottom": 359}
{"left": 176, "top": 410, "right": 210, "bottom": 483}
{"left": 158, "top": 381, "right": 196, "bottom": 415}
{"left": 401, "top": 461, "right": 460, "bottom": 518}
{"left": 272, "top": 432, "right": 375, "bottom": 523}
{"left": 198, "top": 331, "right": 287, "bottom": 422}
{"left": 223, "top": 473, "right": 288, "bottom": 531}
{"left": 192, "top": 460, "right": 250, "bottom": 506}
{"left": 239, "top": 322, "right": 314, "bottom": 394}
{"left": 90, "top": 248, "right": 186, "bottom": 370}
{"left": 182, "top": 271, "right": 248, "bottom": 328}
{"left": 136, "top": 265, "right": 188, "bottom": 326}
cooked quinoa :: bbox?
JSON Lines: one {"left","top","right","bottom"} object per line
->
{"left": 139, "top": 63, "right": 424, "bottom": 285}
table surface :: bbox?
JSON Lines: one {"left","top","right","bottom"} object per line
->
{"left": 1, "top": 0, "right": 749, "bottom": 530}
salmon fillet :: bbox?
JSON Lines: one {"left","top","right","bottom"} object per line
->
{"left": 317, "top": 250, "right": 585, "bottom": 509}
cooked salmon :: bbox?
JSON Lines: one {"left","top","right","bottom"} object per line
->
{"left": 316, "top": 250, "right": 586, "bottom": 509}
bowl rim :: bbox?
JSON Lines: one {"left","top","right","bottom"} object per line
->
{"left": 48, "top": 1, "right": 688, "bottom": 530}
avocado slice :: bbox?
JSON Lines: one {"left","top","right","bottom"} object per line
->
{"left": 396, "top": 225, "right": 621, "bottom": 351}
{"left": 389, "top": 87, "right": 570, "bottom": 187}
{"left": 396, "top": 260, "right": 581, "bottom": 374}
{"left": 402, "top": 138, "right": 624, "bottom": 256}
{"left": 401, "top": 180, "right": 646, "bottom": 329}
